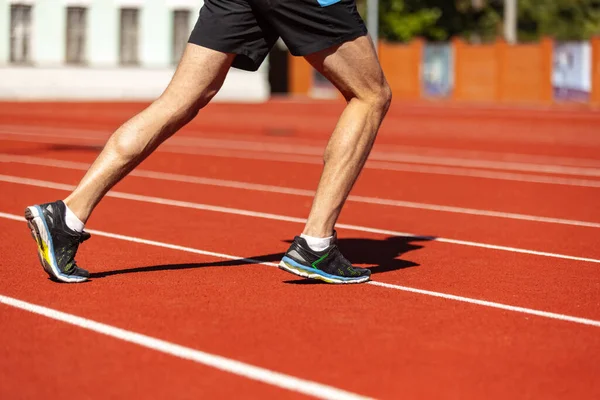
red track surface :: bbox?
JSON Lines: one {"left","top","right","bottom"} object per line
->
{"left": 1, "top": 101, "right": 599, "bottom": 399}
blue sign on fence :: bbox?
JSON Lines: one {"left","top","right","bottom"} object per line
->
{"left": 423, "top": 44, "right": 453, "bottom": 97}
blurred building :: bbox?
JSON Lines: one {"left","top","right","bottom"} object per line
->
{"left": 0, "top": 0, "right": 269, "bottom": 101}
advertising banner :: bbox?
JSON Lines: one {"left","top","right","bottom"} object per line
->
{"left": 553, "top": 42, "right": 591, "bottom": 102}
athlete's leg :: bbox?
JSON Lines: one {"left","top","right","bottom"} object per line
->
{"left": 264, "top": 0, "right": 387, "bottom": 283}
{"left": 26, "top": 0, "right": 280, "bottom": 283}
{"left": 24, "top": 44, "right": 233, "bottom": 283}
{"left": 65, "top": 44, "right": 234, "bottom": 223}
{"left": 302, "top": 35, "right": 392, "bottom": 237}
{"left": 277, "top": 35, "right": 389, "bottom": 284}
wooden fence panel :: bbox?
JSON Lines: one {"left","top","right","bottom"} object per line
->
{"left": 592, "top": 37, "right": 600, "bottom": 105}
{"left": 453, "top": 39, "right": 498, "bottom": 102}
{"left": 499, "top": 39, "right": 553, "bottom": 103}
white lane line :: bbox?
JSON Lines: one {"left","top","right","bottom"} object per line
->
{"left": 366, "top": 160, "right": 600, "bottom": 188}
{"left": 170, "top": 136, "right": 600, "bottom": 177}
{"left": 371, "top": 153, "right": 600, "bottom": 177}
{"left": 2, "top": 154, "right": 598, "bottom": 228}
{"left": 366, "top": 282, "right": 600, "bottom": 328}
{"left": 371, "top": 144, "right": 600, "bottom": 169}
{"left": 0, "top": 294, "right": 371, "bottom": 400}
{"left": 1, "top": 173, "right": 599, "bottom": 264}
{"left": 2, "top": 211, "right": 599, "bottom": 329}
{"left": 166, "top": 147, "right": 600, "bottom": 188}
{"left": 2, "top": 132, "right": 600, "bottom": 188}
{"left": 347, "top": 195, "right": 600, "bottom": 228}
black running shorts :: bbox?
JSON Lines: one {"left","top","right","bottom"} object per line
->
{"left": 188, "top": 0, "right": 368, "bottom": 71}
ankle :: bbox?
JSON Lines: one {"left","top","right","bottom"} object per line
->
{"left": 302, "top": 226, "right": 334, "bottom": 238}
{"left": 300, "top": 233, "right": 334, "bottom": 252}
{"left": 62, "top": 202, "right": 84, "bottom": 232}
{"left": 63, "top": 199, "right": 88, "bottom": 228}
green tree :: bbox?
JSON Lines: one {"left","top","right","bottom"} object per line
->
{"left": 375, "top": 0, "right": 600, "bottom": 43}
{"left": 378, "top": 0, "right": 444, "bottom": 42}
{"left": 518, "top": 0, "right": 600, "bottom": 41}
{"left": 376, "top": 0, "right": 501, "bottom": 42}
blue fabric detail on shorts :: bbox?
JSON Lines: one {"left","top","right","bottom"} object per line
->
{"left": 317, "top": 0, "right": 341, "bottom": 6}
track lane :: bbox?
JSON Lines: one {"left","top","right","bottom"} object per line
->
{"left": 1, "top": 214, "right": 600, "bottom": 400}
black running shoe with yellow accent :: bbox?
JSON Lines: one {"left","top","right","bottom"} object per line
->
{"left": 25, "top": 201, "right": 90, "bottom": 283}
{"left": 279, "top": 234, "right": 371, "bottom": 284}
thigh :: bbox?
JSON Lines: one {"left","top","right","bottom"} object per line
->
{"left": 189, "top": 0, "right": 279, "bottom": 71}
{"left": 304, "top": 35, "right": 387, "bottom": 101}
{"left": 161, "top": 44, "right": 234, "bottom": 110}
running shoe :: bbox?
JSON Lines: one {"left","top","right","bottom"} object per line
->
{"left": 25, "top": 200, "right": 90, "bottom": 283}
{"left": 279, "top": 233, "right": 371, "bottom": 284}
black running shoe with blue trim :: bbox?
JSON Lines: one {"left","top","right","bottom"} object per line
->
{"left": 25, "top": 200, "right": 90, "bottom": 283}
{"left": 279, "top": 234, "right": 371, "bottom": 284}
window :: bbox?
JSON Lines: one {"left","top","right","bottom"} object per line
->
{"left": 172, "top": 9, "right": 191, "bottom": 64}
{"left": 10, "top": 4, "right": 32, "bottom": 64}
{"left": 66, "top": 7, "right": 87, "bottom": 64}
{"left": 120, "top": 8, "right": 139, "bottom": 65}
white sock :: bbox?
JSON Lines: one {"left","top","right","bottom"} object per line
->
{"left": 300, "top": 234, "right": 334, "bottom": 252}
{"left": 64, "top": 203, "right": 85, "bottom": 232}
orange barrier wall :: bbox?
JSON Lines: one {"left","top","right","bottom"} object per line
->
{"left": 592, "top": 37, "right": 600, "bottom": 105}
{"left": 453, "top": 38, "right": 553, "bottom": 104}
{"left": 499, "top": 38, "right": 553, "bottom": 103}
{"left": 453, "top": 39, "right": 499, "bottom": 102}
{"left": 290, "top": 37, "right": 592, "bottom": 106}
{"left": 378, "top": 39, "right": 423, "bottom": 99}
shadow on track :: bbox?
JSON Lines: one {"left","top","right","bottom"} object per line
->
{"left": 89, "top": 235, "right": 433, "bottom": 280}
{"left": 3, "top": 143, "right": 104, "bottom": 156}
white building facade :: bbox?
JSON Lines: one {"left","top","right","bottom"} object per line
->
{"left": 0, "top": 0, "right": 269, "bottom": 101}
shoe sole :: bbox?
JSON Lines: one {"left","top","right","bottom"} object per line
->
{"left": 278, "top": 257, "right": 370, "bottom": 284}
{"left": 25, "top": 206, "right": 88, "bottom": 283}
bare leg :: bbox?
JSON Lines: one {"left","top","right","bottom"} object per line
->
{"left": 65, "top": 44, "right": 235, "bottom": 222}
{"left": 302, "top": 35, "right": 392, "bottom": 237}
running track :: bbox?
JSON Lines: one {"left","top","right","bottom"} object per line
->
{"left": 0, "top": 101, "right": 599, "bottom": 399}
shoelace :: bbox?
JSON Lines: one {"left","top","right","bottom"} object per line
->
{"left": 329, "top": 246, "right": 353, "bottom": 269}
{"left": 67, "top": 231, "right": 91, "bottom": 272}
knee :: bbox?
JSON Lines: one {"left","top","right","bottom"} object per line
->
{"left": 345, "top": 81, "right": 392, "bottom": 114}
{"left": 110, "top": 124, "right": 147, "bottom": 162}
{"left": 382, "top": 83, "right": 393, "bottom": 111}
{"left": 108, "top": 87, "right": 219, "bottom": 162}
{"left": 367, "top": 82, "right": 392, "bottom": 114}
